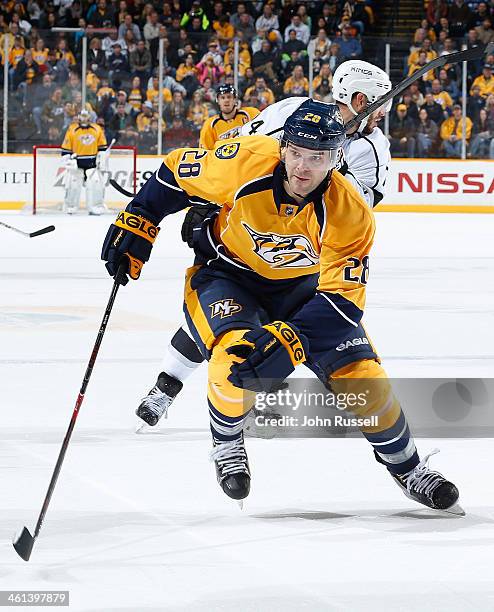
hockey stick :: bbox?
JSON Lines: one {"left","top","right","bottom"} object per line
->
{"left": 0, "top": 220, "right": 55, "bottom": 238}
{"left": 13, "top": 261, "right": 129, "bottom": 562}
{"left": 346, "top": 41, "right": 494, "bottom": 132}
{"left": 110, "top": 178, "right": 135, "bottom": 198}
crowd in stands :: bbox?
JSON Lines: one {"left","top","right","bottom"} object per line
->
{"left": 389, "top": 0, "right": 494, "bottom": 158}
{"left": 0, "top": 0, "right": 493, "bottom": 158}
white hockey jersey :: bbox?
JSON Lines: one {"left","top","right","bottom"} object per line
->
{"left": 240, "top": 97, "right": 390, "bottom": 208}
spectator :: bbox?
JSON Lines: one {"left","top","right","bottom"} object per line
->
{"left": 283, "top": 64, "right": 309, "bottom": 97}
{"left": 327, "top": 42, "right": 342, "bottom": 72}
{"left": 284, "top": 14, "right": 310, "bottom": 46}
{"left": 196, "top": 53, "right": 224, "bottom": 86}
{"left": 427, "top": 0, "right": 448, "bottom": 26}
{"left": 420, "top": 92, "right": 444, "bottom": 124}
{"left": 430, "top": 79, "right": 453, "bottom": 115}
{"left": 343, "top": 0, "right": 373, "bottom": 34}
{"left": 31, "top": 38, "right": 48, "bottom": 69}
{"left": 448, "top": 0, "right": 472, "bottom": 37}
{"left": 313, "top": 76, "right": 333, "bottom": 103}
{"left": 8, "top": 36, "right": 25, "bottom": 83}
{"left": 88, "top": 0, "right": 115, "bottom": 28}
{"left": 438, "top": 68, "right": 460, "bottom": 102}
{"left": 109, "top": 102, "right": 136, "bottom": 142}
{"left": 243, "top": 75, "right": 275, "bottom": 110}
{"left": 111, "top": 90, "right": 133, "bottom": 115}
{"left": 118, "top": 13, "right": 142, "bottom": 42}
{"left": 200, "top": 40, "right": 223, "bottom": 67}
{"left": 176, "top": 53, "right": 200, "bottom": 97}
{"left": 467, "top": 85, "right": 485, "bottom": 123}
{"left": 469, "top": 108, "right": 494, "bottom": 158}
{"left": 14, "top": 49, "right": 40, "bottom": 102}
{"left": 123, "top": 29, "right": 138, "bottom": 56}
{"left": 187, "top": 90, "right": 209, "bottom": 129}
{"left": 107, "top": 43, "right": 130, "bottom": 88}
{"left": 236, "top": 12, "right": 256, "bottom": 44}
{"left": 88, "top": 37, "right": 107, "bottom": 78}
{"left": 130, "top": 39, "right": 152, "bottom": 81}
{"left": 409, "top": 82, "right": 425, "bottom": 108}
{"left": 252, "top": 40, "right": 280, "bottom": 83}
{"left": 163, "top": 116, "right": 198, "bottom": 151}
{"left": 41, "top": 87, "right": 65, "bottom": 131}
{"left": 282, "top": 28, "right": 307, "bottom": 61}
{"left": 476, "top": 19, "right": 494, "bottom": 45}
{"left": 213, "top": 15, "right": 234, "bottom": 49}
{"left": 31, "top": 73, "right": 55, "bottom": 132}
{"left": 128, "top": 76, "right": 145, "bottom": 113}
{"left": 230, "top": 2, "right": 253, "bottom": 31}
{"left": 146, "top": 75, "right": 172, "bottom": 106}
{"left": 408, "top": 51, "right": 435, "bottom": 90}
{"left": 180, "top": 0, "right": 210, "bottom": 31}
{"left": 338, "top": 23, "right": 362, "bottom": 59}
{"left": 143, "top": 10, "right": 160, "bottom": 57}
{"left": 164, "top": 90, "right": 187, "bottom": 123}
{"left": 102, "top": 30, "right": 127, "bottom": 60}
{"left": 308, "top": 28, "right": 332, "bottom": 60}
{"left": 470, "top": 64, "right": 494, "bottom": 99}
{"left": 312, "top": 62, "right": 332, "bottom": 90}
{"left": 389, "top": 103, "right": 417, "bottom": 158}
{"left": 314, "top": 3, "right": 340, "bottom": 35}
{"left": 224, "top": 38, "right": 252, "bottom": 80}
{"left": 196, "top": 76, "right": 216, "bottom": 108}
{"left": 62, "top": 71, "right": 82, "bottom": 103}
{"left": 416, "top": 108, "right": 439, "bottom": 156}
{"left": 136, "top": 100, "right": 158, "bottom": 132}
{"left": 297, "top": 5, "right": 312, "bottom": 32}
{"left": 440, "top": 104, "right": 472, "bottom": 157}
{"left": 408, "top": 39, "right": 437, "bottom": 67}
{"left": 255, "top": 3, "right": 279, "bottom": 33}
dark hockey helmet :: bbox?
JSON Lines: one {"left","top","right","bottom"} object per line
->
{"left": 281, "top": 100, "right": 346, "bottom": 151}
{"left": 216, "top": 84, "right": 237, "bottom": 100}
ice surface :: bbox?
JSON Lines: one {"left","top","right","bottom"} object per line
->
{"left": 1, "top": 212, "right": 494, "bottom": 611}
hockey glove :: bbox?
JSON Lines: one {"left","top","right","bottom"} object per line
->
{"left": 227, "top": 321, "right": 308, "bottom": 392}
{"left": 101, "top": 210, "right": 160, "bottom": 284}
{"left": 181, "top": 202, "right": 220, "bottom": 248}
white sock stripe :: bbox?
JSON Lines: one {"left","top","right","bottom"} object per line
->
{"left": 376, "top": 439, "right": 417, "bottom": 464}
{"left": 370, "top": 419, "right": 408, "bottom": 447}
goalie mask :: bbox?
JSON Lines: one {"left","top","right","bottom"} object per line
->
{"left": 78, "top": 109, "right": 91, "bottom": 127}
{"left": 332, "top": 60, "right": 392, "bottom": 132}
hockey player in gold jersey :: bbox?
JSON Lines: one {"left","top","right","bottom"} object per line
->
{"left": 102, "top": 101, "right": 462, "bottom": 514}
{"left": 61, "top": 109, "right": 108, "bottom": 215}
{"left": 199, "top": 84, "right": 259, "bottom": 149}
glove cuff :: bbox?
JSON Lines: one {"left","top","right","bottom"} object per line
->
{"left": 114, "top": 211, "right": 159, "bottom": 244}
{"left": 263, "top": 321, "right": 306, "bottom": 367}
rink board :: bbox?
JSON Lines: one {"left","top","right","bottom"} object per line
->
{"left": 0, "top": 154, "right": 493, "bottom": 212}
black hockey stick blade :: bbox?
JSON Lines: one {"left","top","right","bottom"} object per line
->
{"left": 346, "top": 42, "right": 494, "bottom": 132}
{"left": 29, "top": 225, "right": 55, "bottom": 238}
{"left": 13, "top": 526, "right": 35, "bottom": 562}
{"left": 110, "top": 178, "right": 135, "bottom": 198}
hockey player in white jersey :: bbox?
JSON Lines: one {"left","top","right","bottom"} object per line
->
{"left": 136, "top": 59, "right": 393, "bottom": 428}
{"left": 240, "top": 60, "right": 392, "bottom": 208}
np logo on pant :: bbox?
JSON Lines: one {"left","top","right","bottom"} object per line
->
{"left": 210, "top": 299, "right": 243, "bottom": 319}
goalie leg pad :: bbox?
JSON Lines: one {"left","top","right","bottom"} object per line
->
{"left": 63, "top": 168, "right": 83, "bottom": 213}
{"left": 85, "top": 168, "right": 106, "bottom": 215}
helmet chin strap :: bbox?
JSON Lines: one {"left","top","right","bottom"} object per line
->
{"left": 346, "top": 101, "right": 370, "bottom": 133}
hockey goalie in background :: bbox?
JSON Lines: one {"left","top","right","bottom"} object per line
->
{"left": 61, "top": 109, "right": 109, "bottom": 215}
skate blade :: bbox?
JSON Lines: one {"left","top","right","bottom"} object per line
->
{"left": 442, "top": 502, "right": 465, "bottom": 516}
{"left": 135, "top": 419, "right": 157, "bottom": 434}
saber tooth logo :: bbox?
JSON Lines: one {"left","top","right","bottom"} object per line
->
{"left": 242, "top": 222, "right": 319, "bottom": 269}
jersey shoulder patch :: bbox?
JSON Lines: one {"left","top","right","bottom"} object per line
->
{"left": 215, "top": 142, "right": 240, "bottom": 159}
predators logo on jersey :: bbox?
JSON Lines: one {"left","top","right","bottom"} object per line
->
{"left": 242, "top": 222, "right": 319, "bottom": 269}
{"left": 210, "top": 299, "right": 243, "bottom": 319}
{"left": 215, "top": 142, "right": 240, "bottom": 160}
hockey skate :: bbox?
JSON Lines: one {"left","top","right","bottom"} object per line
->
{"left": 211, "top": 435, "right": 251, "bottom": 502}
{"left": 135, "top": 372, "right": 183, "bottom": 430}
{"left": 388, "top": 450, "right": 464, "bottom": 515}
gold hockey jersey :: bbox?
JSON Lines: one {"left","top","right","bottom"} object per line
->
{"left": 141, "top": 135, "right": 374, "bottom": 314}
{"left": 61, "top": 122, "right": 107, "bottom": 160}
{"left": 199, "top": 107, "right": 260, "bottom": 149}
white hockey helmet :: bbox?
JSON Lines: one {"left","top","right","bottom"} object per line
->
{"left": 332, "top": 60, "right": 392, "bottom": 131}
{"left": 78, "top": 109, "right": 91, "bottom": 126}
